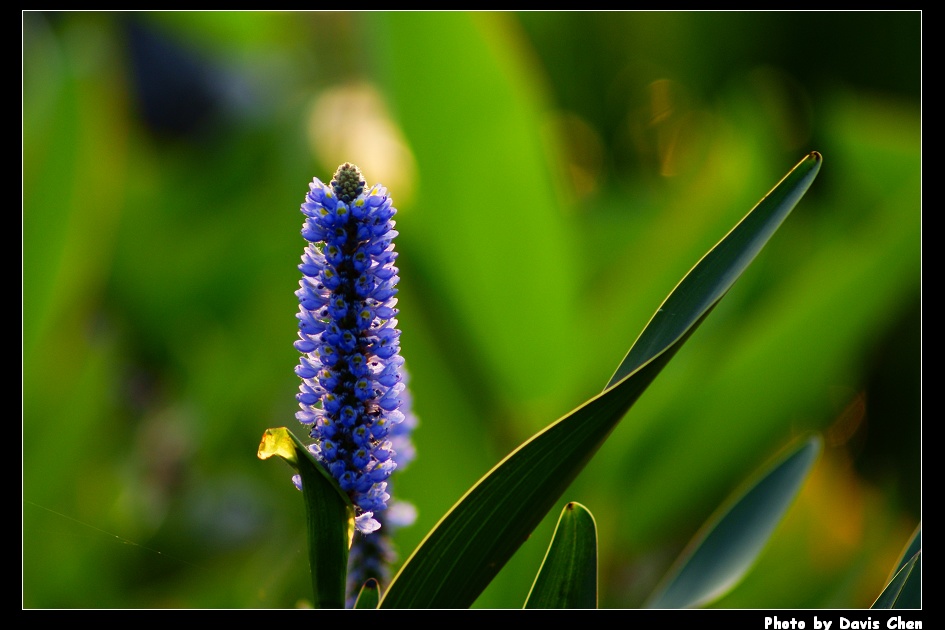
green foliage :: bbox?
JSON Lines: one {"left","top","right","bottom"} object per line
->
{"left": 524, "top": 502, "right": 598, "bottom": 609}
{"left": 871, "top": 527, "right": 921, "bottom": 609}
{"left": 354, "top": 579, "right": 381, "bottom": 609}
{"left": 265, "top": 151, "right": 918, "bottom": 610}
{"left": 645, "top": 436, "right": 822, "bottom": 609}
{"left": 258, "top": 428, "right": 354, "bottom": 608}
{"left": 372, "top": 152, "right": 820, "bottom": 608}
{"left": 23, "top": 11, "right": 920, "bottom": 609}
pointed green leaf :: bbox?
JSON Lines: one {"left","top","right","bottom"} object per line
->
{"left": 645, "top": 435, "right": 822, "bottom": 609}
{"left": 354, "top": 578, "right": 381, "bottom": 609}
{"left": 258, "top": 427, "right": 354, "bottom": 608}
{"left": 607, "top": 152, "right": 823, "bottom": 388}
{"left": 872, "top": 526, "right": 921, "bottom": 609}
{"left": 379, "top": 153, "right": 822, "bottom": 609}
{"left": 524, "top": 502, "right": 598, "bottom": 609}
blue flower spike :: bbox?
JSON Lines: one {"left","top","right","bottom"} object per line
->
{"left": 293, "top": 163, "right": 409, "bottom": 536}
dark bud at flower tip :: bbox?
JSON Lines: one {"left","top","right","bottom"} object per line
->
{"left": 332, "top": 162, "right": 366, "bottom": 204}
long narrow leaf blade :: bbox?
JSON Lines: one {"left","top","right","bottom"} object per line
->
{"left": 645, "top": 435, "right": 822, "bottom": 609}
{"left": 380, "top": 153, "right": 822, "bottom": 609}
{"left": 607, "top": 152, "right": 823, "bottom": 388}
{"left": 258, "top": 427, "right": 354, "bottom": 608}
{"left": 524, "top": 502, "right": 598, "bottom": 609}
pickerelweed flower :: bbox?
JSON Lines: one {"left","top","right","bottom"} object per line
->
{"left": 293, "top": 162, "right": 409, "bottom": 535}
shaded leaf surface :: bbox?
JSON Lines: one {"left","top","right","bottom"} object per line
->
{"left": 872, "top": 525, "right": 921, "bottom": 609}
{"left": 645, "top": 435, "right": 822, "bottom": 609}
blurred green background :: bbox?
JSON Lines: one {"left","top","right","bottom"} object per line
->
{"left": 23, "top": 11, "right": 920, "bottom": 608}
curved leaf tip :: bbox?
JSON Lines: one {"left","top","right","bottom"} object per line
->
{"left": 524, "top": 501, "right": 598, "bottom": 609}
{"left": 258, "top": 427, "right": 299, "bottom": 467}
{"left": 354, "top": 578, "right": 381, "bottom": 609}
